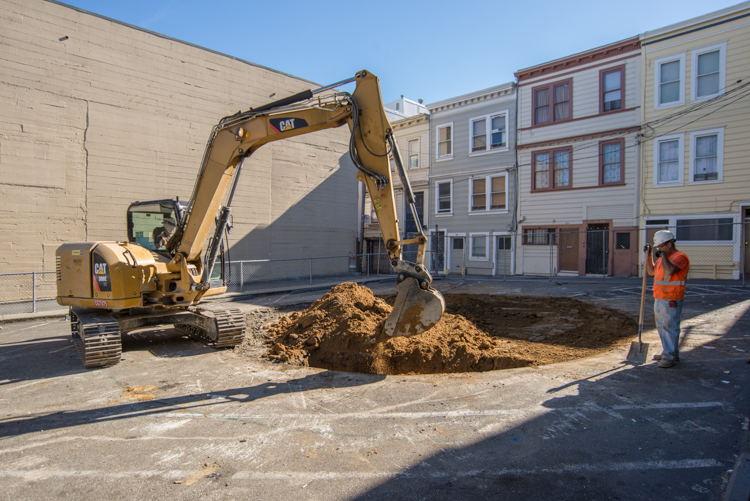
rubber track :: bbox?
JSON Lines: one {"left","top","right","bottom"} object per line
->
{"left": 176, "top": 306, "right": 246, "bottom": 348}
{"left": 70, "top": 310, "right": 122, "bottom": 368}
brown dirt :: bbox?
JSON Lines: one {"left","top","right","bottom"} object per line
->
{"left": 254, "top": 282, "right": 637, "bottom": 375}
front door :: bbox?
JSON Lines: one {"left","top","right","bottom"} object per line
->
{"left": 559, "top": 229, "right": 579, "bottom": 273}
{"left": 496, "top": 236, "right": 511, "bottom": 275}
{"left": 586, "top": 224, "right": 609, "bottom": 275}
{"left": 450, "top": 237, "right": 464, "bottom": 274}
{"left": 431, "top": 231, "right": 445, "bottom": 274}
{"left": 745, "top": 208, "right": 750, "bottom": 278}
{"left": 612, "top": 230, "right": 636, "bottom": 276}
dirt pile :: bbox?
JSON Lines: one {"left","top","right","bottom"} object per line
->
{"left": 260, "top": 282, "right": 637, "bottom": 375}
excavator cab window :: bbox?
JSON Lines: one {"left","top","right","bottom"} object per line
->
{"left": 126, "top": 200, "right": 182, "bottom": 253}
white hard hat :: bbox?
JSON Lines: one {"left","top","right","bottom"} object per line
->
{"left": 164, "top": 217, "right": 176, "bottom": 226}
{"left": 653, "top": 230, "right": 675, "bottom": 247}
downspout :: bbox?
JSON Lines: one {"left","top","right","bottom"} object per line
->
{"left": 511, "top": 82, "right": 520, "bottom": 276}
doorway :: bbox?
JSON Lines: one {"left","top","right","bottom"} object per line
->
{"left": 496, "top": 236, "right": 512, "bottom": 276}
{"left": 744, "top": 208, "right": 750, "bottom": 278}
{"left": 559, "top": 229, "right": 579, "bottom": 273}
{"left": 586, "top": 224, "right": 609, "bottom": 275}
{"left": 450, "top": 237, "right": 465, "bottom": 274}
{"left": 431, "top": 231, "right": 445, "bottom": 274}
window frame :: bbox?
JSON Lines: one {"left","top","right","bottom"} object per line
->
{"left": 435, "top": 179, "right": 453, "bottom": 216}
{"left": 654, "top": 52, "right": 686, "bottom": 109}
{"left": 691, "top": 42, "right": 726, "bottom": 102}
{"left": 599, "top": 64, "right": 626, "bottom": 114}
{"left": 469, "top": 112, "right": 509, "bottom": 155}
{"left": 689, "top": 127, "right": 724, "bottom": 185}
{"left": 531, "top": 147, "right": 573, "bottom": 192}
{"left": 407, "top": 138, "right": 420, "bottom": 169}
{"left": 645, "top": 214, "right": 737, "bottom": 246}
{"left": 469, "top": 232, "right": 490, "bottom": 261}
{"left": 469, "top": 173, "right": 509, "bottom": 214}
{"left": 598, "top": 138, "right": 626, "bottom": 186}
{"left": 436, "top": 123, "right": 453, "bottom": 161}
{"left": 522, "top": 227, "right": 557, "bottom": 245}
{"left": 531, "top": 78, "right": 573, "bottom": 127}
{"left": 653, "top": 133, "right": 685, "bottom": 187}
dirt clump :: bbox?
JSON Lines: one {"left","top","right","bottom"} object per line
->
{"left": 257, "top": 282, "right": 636, "bottom": 375}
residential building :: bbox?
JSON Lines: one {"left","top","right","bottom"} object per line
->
{"left": 640, "top": 2, "right": 750, "bottom": 279}
{"left": 427, "top": 83, "right": 517, "bottom": 276}
{"left": 514, "top": 38, "right": 642, "bottom": 277}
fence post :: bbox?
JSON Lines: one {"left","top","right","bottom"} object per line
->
{"left": 239, "top": 261, "right": 244, "bottom": 292}
{"left": 602, "top": 230, "right": 606, "bottom": 282}
{"left": 309, "top": 258, "right": 313, "bottom": 285}
{"left": 549, "top": 238, "right": 553, "bottom": 282}
{"left": 32, "top": 272, "right": 36, "bottom": 313}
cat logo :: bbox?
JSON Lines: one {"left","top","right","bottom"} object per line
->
{"left": 269, "top": 117, "right": 308, "bottom": 134}
{"left": 95, "top": 263, "right": 108, "bottom": 275}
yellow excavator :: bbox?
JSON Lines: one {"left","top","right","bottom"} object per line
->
{"left": 56, "top": 70, "right": 445, "bottom": 368}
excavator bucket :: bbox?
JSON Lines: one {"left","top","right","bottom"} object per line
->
{"left": 384, "top": 277, "right": 446, "bottom": 337}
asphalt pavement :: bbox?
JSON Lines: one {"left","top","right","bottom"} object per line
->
{"left": 0, "top": 276, "right": 749, "bottom": 500}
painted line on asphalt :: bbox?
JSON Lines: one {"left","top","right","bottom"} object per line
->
{"left": 611, "top": 402, "right": 724, "bottom": 410}
{"left": 0, "top": 458, "right": 722, "bottom": 483}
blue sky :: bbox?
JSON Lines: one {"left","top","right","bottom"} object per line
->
{"left": 58, "top": 0, "right": 742, "bottom": 104}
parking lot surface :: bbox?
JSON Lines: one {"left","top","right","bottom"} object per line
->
{"left": 1, "top": 277, "right": 749, "bottom": 500}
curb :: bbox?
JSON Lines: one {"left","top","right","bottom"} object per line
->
{"left": 0, "top": 310, "right": 69, "bottom": 323}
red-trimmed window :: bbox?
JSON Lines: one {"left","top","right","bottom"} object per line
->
{"left": 599, "top": 138, "right": 625, "bottom": 185}
{"left": 532, "top": 79, "right": 572, "bottom": 125}
{"left": 532, "top": 148, "right": 571, "bottom": 191}
{"left": 600, "top": 66, "right": 624, "bottom": 113}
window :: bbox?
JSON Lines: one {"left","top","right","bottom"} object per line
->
{"left": 470, "top": 233, "right": 489, "bottom": 260}
{"left": 691, "top": 43, "right": 726, "bottom": 102}
{"left": 689, "top": 128, "right": 724, "bottom": 184}
{"left": 453, "top": 238, "right": 463, "bottom": 250}
{"left": 676, "top": 218, "right": 733, "bottom": 241}
{"left": 615, "top": 232, "right": 631, "bottom": 250}
{"left": 654, "top": 53, "right": 686, "bottom": 108}
{"left": 532, "top": 148, "right": 571, "bottom": 191}
{"left": 523, "top": 228, "right": 557, "bottom": 245}
{"left": 436, "top": 124, "right": 453, "bottom": 159}
{"left": 470, "top": 174, "right": 507, "bottom": 212}
{"left": 532, "top": 79, "right": 572, "bottom": 125}
{"left": 599, "top": 139, "right": 625, "bottom": 185}
{"left": 470, "top": 113, "right": 508, "bottom": 153}
{"left": 436, "top": 180, "right": 452, "bottom": 214}
{"left": 653, "top": 134, "right": 684, "bottom": 186}
{"left": 600, "top": 66, "right": 624, "bottom": 113}
{"left": 408, "top": 139, "right": 419, "bottom": 169}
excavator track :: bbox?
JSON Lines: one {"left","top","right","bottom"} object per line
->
{"left": 175, "top": 304, "right": 245, "bottom": 348}
{"left": 70, "top": 309, "right": 122, "bottom": 369}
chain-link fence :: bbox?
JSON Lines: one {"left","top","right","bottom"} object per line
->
{"left": 515, "top": 221, "right": 747, "bottom": 285}
{"left": 0, "top": 272, "right": 59, "bottom": 316}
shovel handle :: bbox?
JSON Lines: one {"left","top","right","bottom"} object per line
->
{"left": 638, "top": 252, "right": 648, "bottom": 338}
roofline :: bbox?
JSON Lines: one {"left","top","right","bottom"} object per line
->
{"left": 641, "top": 1, "right": 750, "bottom": 40}
{"left": 48, "top": 0, "right": 321, "bottom": 87}
{"left": 514, "top": 37, "right": 640, "bottom": 82}
{"left": 427, "top": 82, "right": 515, "bottom": 110}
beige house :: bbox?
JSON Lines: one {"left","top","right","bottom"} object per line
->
{"left": 0, "top": 0, "right": 356, "bottom": 279}
{"left": 640, "top": 2, "right": 750, "bottom": 279}
{"left": 514, "top": 38, "right": 642, "bottom": 277}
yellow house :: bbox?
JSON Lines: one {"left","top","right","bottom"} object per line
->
{"left": 640, "top": 2, "right": 750, "bottom": 279}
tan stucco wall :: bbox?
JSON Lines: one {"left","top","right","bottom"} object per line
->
{"left": 0, "top": 0, "right": 357, "bottom": 273}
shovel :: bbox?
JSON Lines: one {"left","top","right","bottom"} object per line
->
{"left": 626, "top": 258, "right": 650, "bottom": 364}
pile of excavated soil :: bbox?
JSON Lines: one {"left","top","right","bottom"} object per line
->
{"left": 256, "top": 282, "right": 637, "bottom": 375}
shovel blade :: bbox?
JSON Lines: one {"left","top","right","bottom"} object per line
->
{"left": 384, "top": 277, "right": 445, "bottom": 337}
{"left": 626, "top": 341, "right": 649, "bottom": 364}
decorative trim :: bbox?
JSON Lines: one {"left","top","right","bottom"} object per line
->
{"left": 517, "top": 126, "right": 640, "bottom": 150}
{"left": 428, "top": 87, "right": 515, "bottom": 114}
{"left": 515, "top": 38, "right": 640, "bottom": 82}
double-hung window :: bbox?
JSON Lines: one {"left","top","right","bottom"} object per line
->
{"left": 533, "top": 80, "right": 572, "bottom": 125}
{"left": 655, "top": 53, "right": 686, "bottom": 108}
{"left": 653, "top": 134, "right": 684, "bottom": 186}
{"left": 470, "top": 174, "right": 507, "bottom": 212}
{"left": 436, "top": 124, "right": 453, "bottom": 160}
{"left": 689, "top": 128, "right": 724, "bottom": 184}
{"left": 532, "top": 148, "right": 571, "bottom": 191}
{"left": 599, "top": 138, "right": 625, "bottom": 185}
{"left": 408, "top": 139, "right": 419, "bottom": 169}
{"left": 436, "top": 180, "right": 453, "bottom": 215}
{"left": 600, "top": 66, "right": 624, "bottom": 113}
{"left": 691, "top": 43, "right": 726, "bottom": 102}
{"left": 470, "top": 233, "right": 489, "bottom": 260}
{"left": 470, "top": 113, "right": 508, "bottom": 153}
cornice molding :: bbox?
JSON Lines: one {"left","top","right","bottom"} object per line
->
{"left": 515, "top": 37, "right": 641, "bottom": 82}
{"left": 428, "top": 87, "right": 515, "bottom": 114}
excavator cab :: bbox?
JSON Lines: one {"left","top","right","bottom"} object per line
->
{"left": 126, "top": 199, "right": 185, "bottom": 253}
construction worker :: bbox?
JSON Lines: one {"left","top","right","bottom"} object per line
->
{"left": 644, "top": 230, "right": 690, "bottom": 368}
{"left": 153, "top": 217, "right": 176, "bottom": 249}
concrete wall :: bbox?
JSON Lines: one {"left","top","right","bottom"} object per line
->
{"left": 0, "top": 0, "right": 357, "bottom": 273}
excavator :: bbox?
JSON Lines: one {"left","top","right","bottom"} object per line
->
{"left": 56, "top": 70, "right": 446, "bottom": 369}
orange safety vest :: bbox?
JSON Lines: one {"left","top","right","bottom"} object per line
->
{"left": 653, "top": 250, "right": 690, "bottom": 300}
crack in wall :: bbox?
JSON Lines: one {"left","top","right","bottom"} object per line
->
{"left": 83, "top": 100, "right": 89, "bottom": 241}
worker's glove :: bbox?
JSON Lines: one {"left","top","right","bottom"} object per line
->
{"left": 653, "top": 249, "right": 664, "bottom": 259}
{"left": 643, "top": 244, "right": 652, "bottom": 253}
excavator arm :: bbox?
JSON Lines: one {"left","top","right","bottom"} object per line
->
{"left": 169, "top": 70, "right": 445, "bottom": 337}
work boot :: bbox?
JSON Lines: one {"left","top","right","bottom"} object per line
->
{"left": 657, "top": 358, "right": 676, "bottom": 368}
{"left": 653, "top": 354, "right": 679, "bottom": 362}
